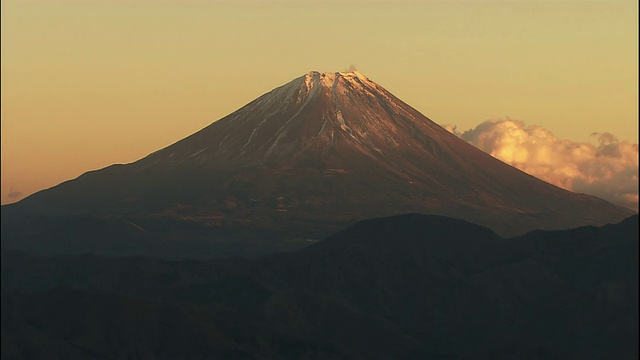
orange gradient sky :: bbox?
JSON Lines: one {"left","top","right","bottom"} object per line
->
{"left": 1, "top": 0, "right": 638, "bottom": 204}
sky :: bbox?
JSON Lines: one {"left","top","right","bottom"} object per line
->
{"left": 1, "top": 0, "right": 638, "bottom": 205}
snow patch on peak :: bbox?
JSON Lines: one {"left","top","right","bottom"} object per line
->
{"left": 300, "top": 71, "right": 339, "bottom": 90}
{"left": 301, "top": 71, "right": 321, "bottom": 96}
{"left": 321, "top": 72, "right": 337, "bottom": 88}
{"left": 300, "top": 70, "right": 373, "bottom": 90}
{"left": 339, "top": 69, "right": 368, "bottom": 80}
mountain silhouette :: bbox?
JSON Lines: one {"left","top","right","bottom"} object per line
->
{"left": 1, "top": 71, "right": 634, "bottom": 257}
{"left": 3, "top": 214, "right": 637, "bottom": 359}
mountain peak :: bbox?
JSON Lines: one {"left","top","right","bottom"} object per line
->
{"left": 305, "top": 69, "right": 366, "bottom": 78}
{"left": 302, "top": 70, "right": 373, "bottom": 92}
{"left": 337, "top": 69, "right": 368, "bottom": 80}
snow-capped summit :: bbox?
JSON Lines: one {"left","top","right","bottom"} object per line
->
{"left": 302, "top": 70, "right": 374, "bottom": 94}
{"left": 136, "top": 70, "right": 448, "bottom": 170}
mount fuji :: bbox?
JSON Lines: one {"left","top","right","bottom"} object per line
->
{"left": 1, "top": 71, "right": 633, "bottom": 257}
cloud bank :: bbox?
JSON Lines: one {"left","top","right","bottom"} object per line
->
{"left": 444, "top": 119, "right": 638, "bottom": 210}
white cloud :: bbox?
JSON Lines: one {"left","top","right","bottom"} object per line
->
{"left": 445, "top": 118, "right": 639, "bottom": 210}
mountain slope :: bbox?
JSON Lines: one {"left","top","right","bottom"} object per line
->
{"left": 1, "top": 71, "right": 634, "bottom": 257}
{"left": 3, "top": 214, "right": 637, "bottom": 359}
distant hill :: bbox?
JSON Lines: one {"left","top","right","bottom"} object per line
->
{"left": 3, "top": 214, "right": 637, "bottom": 359}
